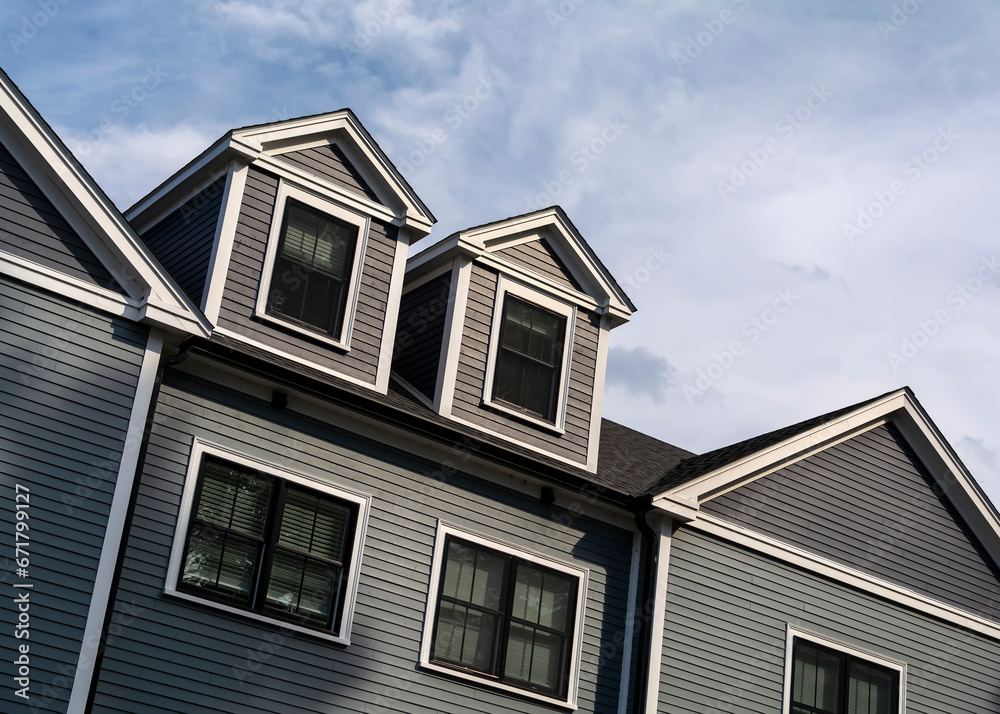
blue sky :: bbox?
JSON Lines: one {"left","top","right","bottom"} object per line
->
{"left": 3, "top": 0, "right": 999, "bottom": 500}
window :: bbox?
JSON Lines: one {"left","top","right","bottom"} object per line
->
{"left": 421, "top": 524, "right": 588, "bottom": 707}
{"left": 166, "top": 442, "right": 371, "bottom": 643}
{"left": 785, "top": 631, "right": 904, "bottom": 714}
{"left": 255, "top": 181, "right": 370, "bottom": 349}
{"left": 483, "top": 277, "right": 575, "bottom": 430}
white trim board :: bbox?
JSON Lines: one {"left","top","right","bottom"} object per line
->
{"left": 67, "top": 329, "right": 164, "bottom": 714}
{"left": 693, "top": 514, "right": 1000, "bottom": 642}
{"left": 651, "top": 388, "right": 1000, "bottom": 578}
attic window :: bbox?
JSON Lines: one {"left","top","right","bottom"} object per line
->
{"left": 483, "top": 277, "right": 575, "bottom": 431}
{"left": 255, "top": 181, "right": 370, "bottom": 350}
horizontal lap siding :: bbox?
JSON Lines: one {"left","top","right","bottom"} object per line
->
{"left": 0, "top": 276, "right": 146, "bottom": 712}
{"left": 702, "top": 423, "right": 1000, "bottom": 622}
{"left": 93, "top": 370, "right": 632, "bottom": 713}
{"left": 392, "top": 271, "right": 451, "bottom": 400}
{"left": 659, "top": 527, "right": 1000, "bottom": 714}
{"left": 277, "top": 143, "right": 380, "bottom": 203}
{"left": 139, "top": 176, "right": 226, "bottom": 306}
{"left": 451, "top": 263, "right": 595, "bottom": 465}
{"left": 217, "top": 167, "right": 396, "bottom": 384}
{"left": 0, "top": 141, "right": 119, "bottom": 291}
{"left": 495, "top": 238, "right": 581, "bottom": 290}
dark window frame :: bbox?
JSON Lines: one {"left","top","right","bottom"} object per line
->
{"left": 789, "top": 636, "right": 901, "bottom": 714}
{"left": 177, "top": 454, "right": 359, "bottom": 636}
{"left": 428, "top": 534, "right": 580, "bottom": 701}
{"left": 264, "top": 197, "right": 360, "bottom": 341}
{"left": 491, "top": 294, "right": 567, "bottom": 423}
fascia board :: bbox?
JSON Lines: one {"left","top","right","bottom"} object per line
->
{"left": 654, "top": 390, "right": 911, "bottom": 508}
{"left": 234, "top": 112, "right": 434, "bottom": 235}
{"left": 0, "top": 73, "right": 208, "bottom": 337}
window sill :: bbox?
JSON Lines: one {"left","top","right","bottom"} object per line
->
{"left": 482, "top": 398, "right": 567, "bottom": 435}
{"left": 163, "top": 587, "right": 350, "bottom": 646}
{"left": 253, "top": 310, "right": 352, "bottom": 353}
{"left": 419, "top": 660, "right": 577, "bottom": 710}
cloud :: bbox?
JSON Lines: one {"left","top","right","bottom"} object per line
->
{"left": 606, "top": 346, "right": 677, "bottom": 403}
{"left": 957, "top": 436, "right": 1000, "bottom": 487}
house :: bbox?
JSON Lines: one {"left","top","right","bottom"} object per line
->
{"left": 2, "top": 67, "right": 999, "bottom": 714}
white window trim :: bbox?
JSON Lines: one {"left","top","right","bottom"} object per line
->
{"left": 482, "top": 275, "right": 577, "bottom": 434}
{"left": 254, "top": 179, "right": 371, "bottom": 351}
{"left": 782, "top": 625, "right": 907, "bottom": 714}
{"left": 419, "top": 521, "right": 589, "bottom": 710}
{"left": 164, "top": 439, "right": 372, "bottom": 646}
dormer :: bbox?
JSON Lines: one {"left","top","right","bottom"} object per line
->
{"left": 126, "top": 110, "right": 435, "bottom": 393}
{"left": 393, "top": 207, "right": 634, "bottom": 472}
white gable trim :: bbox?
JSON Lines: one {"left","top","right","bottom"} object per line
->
{"left": 202, "top": 162, "right": 248, "bottom": 323}
{"left": 0, "top": 72, "right": 207, "bottom": 337}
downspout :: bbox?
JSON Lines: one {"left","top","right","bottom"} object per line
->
{"left": 632, "top": 496, "right": 657, "bottom": 714}
{"left": 83, "top": 339, "right": 195, "bottom": 711}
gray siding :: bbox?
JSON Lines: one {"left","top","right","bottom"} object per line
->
{"left": 392, "top": 271, "right": 451, "bottom": 400}
{"left": 92, "top": 370, "right": 633, "bottom": 713}
{"left": 0, "top": 140, "right": 119, "bottom": 291}
{"left": 702, "top": 423, "right": 1000, "bottom": 622}
{"left": 277, "top": 143, "right": 380, "bottom": 203}
{"left": 0, "top": 275, "right": 146, "bottom": 713}
{"left": 495, "top": 238, "right": 581, "bottom": 291}
{"left": 451, "top": 263, "right": 597, "bottom": 465}
{"left": 659, "top": 527, "right": 1000, "bottom": 713}
{"left": 217, "top": 167, "right": 397, "bottom": 384}
{"left": 139, "top": 176, "right": 226, "bottom": 306}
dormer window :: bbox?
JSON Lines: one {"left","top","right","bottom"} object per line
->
{"left": 483, "top": 277, "right": 575, "bottom": 432}
{"left": 256, "top": 181, "right": 370, "bottom": 350}
{"left": 493, "top": 296, "right": 566, "bottom": 422}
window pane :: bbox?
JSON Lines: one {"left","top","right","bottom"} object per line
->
{"left": 277, "top": 488, "right": 351, "bottom": 563}
{"left": 183, "top": 525, "right": 259, "bottom": 603}
{"left": 504, "top": 623, "right": 563, "bottom": 692}
{"left": 197, "top": 458, "right": 272, "bottom": 538}
{"left": 849, "top": 660, "right": 897, "bottom": 714}
{"left": 494, "top": 351, "right": 557, "bottom": 419}
{"left": 434, "top": 601, "right": 496, "bottom": 672}
{"left": 442, "top": 540, "right": 506, "bottom": 610}
{"left": 264, "top": 549, "right": 340, "bottom": 626}
{"left": 792, "top": 642, "right": 841, "bottom": 714}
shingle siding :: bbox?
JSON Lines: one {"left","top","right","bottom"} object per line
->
{"left": 0, "top": 140, "right": 120, "bottom": 291}
{"left": 92, "top": 369, "right": 632, "bottom": 713}
{"left": 392, "top": 271, "right": 451, "bottom": 400}
{"left": 702, "top": 423, "right": 1000, "bottom": 622}
{"left": 0, "top": 275, "right": 146, "bottom": 713}
{"left": 277, "top": 143, "right": 380, "bottom": 203}
{"left": 139, "top": 175, "right": 226, "bottom": 306}
{"left": 659, "top": 527, "right": 1000, "bottom": 713}
{"left": 451, "top": 263, "right": 597, "bottom": 465}
{"left": 216, "top": 166, "right": 397, "bottom": 385}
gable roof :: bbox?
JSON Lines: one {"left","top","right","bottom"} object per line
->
{"left": 125, "top": 108, "right": 435, "bottom": 240}
{"left": 406, "top": 206, "right": 635, "bottom": 326}
{"left": 0, "top": 68, "right": 209, "bottom": 338}
{"left": 648, "top": 386, "right": 1000, "bottom": 575}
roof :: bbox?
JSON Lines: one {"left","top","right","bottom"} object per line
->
{"left": 644, "top": 390, "right": 898, "bottom": 495}
{"left": 197, "top": 333, "right": 691, "bottom": 502}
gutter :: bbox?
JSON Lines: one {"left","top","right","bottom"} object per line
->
{"left": 631, "top": 496, "right": 657, "bottom": 714}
